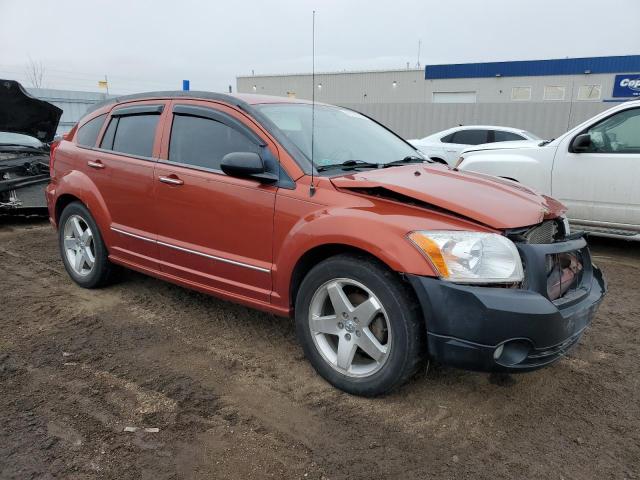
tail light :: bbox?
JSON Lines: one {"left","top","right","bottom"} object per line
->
{"left": 50, "top": 124, "right": 78, "bottom": 172}
{"left": 49, "top": 139, "right": 60, "bottom": 171}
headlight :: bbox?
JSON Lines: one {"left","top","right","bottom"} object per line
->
{"left": 560, "top": 215, "right": 571, "bottom": 236}
{"left": 408, "top": 231, "right": 524, "bottom": 284}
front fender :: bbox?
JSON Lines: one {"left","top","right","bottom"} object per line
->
{"left": 272, "top": 200, "right": 440, "bottom": 309}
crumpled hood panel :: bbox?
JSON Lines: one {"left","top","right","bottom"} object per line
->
{"left": 330, "top": 164, "right": 566, "bottom": 229}
{"left": 0, "top": 79, "right": 62, "bottom": 142}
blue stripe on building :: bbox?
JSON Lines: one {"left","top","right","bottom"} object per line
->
{"left": 425, "top": 55, "right": 640, "bottom": 80}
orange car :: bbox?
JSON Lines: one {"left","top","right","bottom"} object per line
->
{"left": 47, "top": 92, "right": 606, "bottom": 396}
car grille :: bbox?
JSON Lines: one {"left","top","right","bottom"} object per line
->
{"left": 523, "top": 220, "right": 559, "bottom": 244}
{"left": 514, "top": 223, "right": 590, "bottom": 303}
{"left": 546, "top": 250, "right": 584, "bottom": 301}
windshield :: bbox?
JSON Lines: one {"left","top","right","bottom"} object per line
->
{"left": 0, "top": 131, "right": 44, "bottom": 148}
{"left": 255, "top": 104, "right": 421, "bottom": 171}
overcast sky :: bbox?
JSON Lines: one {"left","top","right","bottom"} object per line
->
{"left": 1, "top": 0, "right": 639, "bottom": 94}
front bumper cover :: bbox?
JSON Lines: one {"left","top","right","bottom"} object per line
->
{"left": 407, "top": 236, "right": 606, "bottom": 372}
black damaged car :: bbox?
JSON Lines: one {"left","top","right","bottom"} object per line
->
{"left": 0, "top": 79, "right": 61, "bottom": 213}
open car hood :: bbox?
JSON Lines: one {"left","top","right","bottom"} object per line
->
{"left": 330, "top": 164, "right": 566, "bottom": 229}
{"left": 0, "top": 79, "right": 62, "bottom": 143}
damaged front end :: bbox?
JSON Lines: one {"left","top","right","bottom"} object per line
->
{"left": 0, "top": 149, "right": 51, "bottom": 210}
{"left": 0, "top": 79, "right": 62, "bottom": 213}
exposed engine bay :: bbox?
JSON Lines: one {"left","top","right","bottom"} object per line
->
{"left": 0, "top": 151, "right": 50, "bottom": 210}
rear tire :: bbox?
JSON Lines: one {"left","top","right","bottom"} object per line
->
{"left": 58, "top": 201, "right": 116, "bottom": 288}
{"left": 295, "top": 254, "right": 424, "bottom": 396}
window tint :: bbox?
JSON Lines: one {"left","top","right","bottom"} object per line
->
{"left": 100, "top": 117, "right": 118, "bottom": 149}
{"left": 585, "top": 108, "right": 640, "bottom": 153}
{"left": 76, "top": 114, "right": 106, "bottom": 147}
{"left": 169, "top": 114, "right": 258, "bottom": 171}
{"left": 109, "top": 114, "right": 159, "bottom": 157}
{"left": 450, "top": 129, "right": 488, "bottom": 145}
{"left": 493, "top": 130, "right": 525, "bottom": 142}
{"left": 440, "top": 133, "right": 455, "bottom": 143}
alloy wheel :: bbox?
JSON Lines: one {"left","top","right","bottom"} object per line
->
{"left": 63, "top": 214, "right": 96, "bottom": 276}
{"left": 308, "top": 278, "right": 391, "bottom": 377}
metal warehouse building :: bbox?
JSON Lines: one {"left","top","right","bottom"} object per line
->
{"left": 27, "top": 88, "right": 115, "bottom": 135}
{"left": 237, "top": 55, "right": 640, "bottom": 140}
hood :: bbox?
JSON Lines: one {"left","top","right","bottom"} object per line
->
{"left": 330, "top": 164, "right": 566, "bottom": 229}
{"left": 461, "top": 139, "right": 541, "bottom": 155}
{"left": 0, "top": 79, "right": 62, "bottom": 143}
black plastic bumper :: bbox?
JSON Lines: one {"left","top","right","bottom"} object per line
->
{"left": 407, "top": 236, "right": 607, "bottom": 373}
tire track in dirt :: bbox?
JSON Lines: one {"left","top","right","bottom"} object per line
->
{"left": 1, "top": 250, "right": 450, "bottom": 479}
{"left": 2, "top": 221, "right": 639, "bottom": 479}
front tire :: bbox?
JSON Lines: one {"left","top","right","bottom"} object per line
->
{"left": 58, "top": 201, "right": 116, "bottom": 288}
{"left": 295, "top": 254, "right": 424, "bottom": 396}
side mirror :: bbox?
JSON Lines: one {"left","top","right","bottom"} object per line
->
{"left": 571, "top": 133, "right": 592, "bottom": 153}
{"left": 220, "top": 152, "right": 277, "bottom": 183}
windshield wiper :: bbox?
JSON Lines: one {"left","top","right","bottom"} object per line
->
{"left": 381, "top": 156, "right": 428, "bottom": 168}
{"left": 538, "top": 139, "right": 554, "bottom": 146}
{"left": 316, "top": 160, "right": 381, "bottom": 172}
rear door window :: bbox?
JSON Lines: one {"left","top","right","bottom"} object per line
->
{"left": 169, "top": 114, "right": 259, "bottom": 171}
{"left": 109, "top": 114, "right": 160, "bottom": 158}
{"left": 493, "top": 130, "right": 525, "bottom": 142}
{"left": 76, "top": 114, "right": 106, "bottom": 147}
{"left": 450, "top": 129, "right": 489, "bottom": 145}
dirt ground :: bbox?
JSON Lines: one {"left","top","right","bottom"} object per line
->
{"left": 0, "top": 217, "right": 638, "bottom": 480}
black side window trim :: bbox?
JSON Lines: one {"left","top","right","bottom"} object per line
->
{"left": 78, "top": 144, "right": 158, "bottom": 163}
{"left": 99, "top": 117, "right": 119, "bottom": 150}
{"left": 112, "top": 104, "right": 164, "bottom": 116}
{"left": 172, "top": 104, "right": 266, "bottom": 147}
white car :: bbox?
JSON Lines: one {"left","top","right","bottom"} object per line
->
{"left": 457, "top": 100, "right": 640, "bottom": 240}
{"left": 408, "top": 125, "right": 541, "bottom": 165}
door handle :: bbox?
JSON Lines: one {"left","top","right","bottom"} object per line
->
{"left": 158, "top": 175, "right": 184, "bottom": 186}
{"left": 87, "top": 160, "right": 105, "bottom": 169}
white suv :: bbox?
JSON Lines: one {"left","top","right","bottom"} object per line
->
{"left": 458, "top": 100, "right": 640, "bottom": 240}
{"left": 408, "top": 125, "right": 541, "bottom": 165}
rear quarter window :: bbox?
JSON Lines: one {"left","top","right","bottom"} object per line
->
{"left": 440, "top": 133, "right": 455, "bottom": 143}
{"left": 76, "top": 114, "right": 106, "bottom": 147}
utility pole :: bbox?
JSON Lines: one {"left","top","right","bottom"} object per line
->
{"left": 104, "top": 74, "right": 109, "bottom": 95}
{"left": 416, "top": 40, "right": 421, "bottom": 69}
